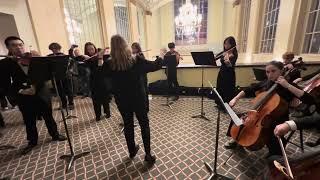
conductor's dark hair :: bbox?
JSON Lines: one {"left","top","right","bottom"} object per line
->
{"left": 168, "top": 42, "right": 175, "bottom": 49}
{"left": 48, "top": 42, "right": 62, "bottom": 50}
{"left": 4, "top": 36, "right": 24, "bottom": 47}
{"left": 267, "top": 60, "right": 284, "bottom": 70}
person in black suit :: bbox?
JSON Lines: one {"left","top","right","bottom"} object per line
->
{"left": 1, "top": 36, "right": 66, "bottom": 155}
{"left": 47, "top": 42, "right": 75, "bottom": 110}
{"left": 274, "top": 77, "right": 320, "bottom": 147}
{"left": 97, "top": 35, "right": 164, "bottom": 164}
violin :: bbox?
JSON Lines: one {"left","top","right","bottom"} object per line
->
{"left": 0, "top": 50, "right": 40, "bottom": 66}
{"left": 230, "top": 58, "right": 305, "bottom": 151}
{"left": 215, "top": 46, "right": 237, "bottom": 60}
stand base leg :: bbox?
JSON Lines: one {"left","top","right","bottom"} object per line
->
{"left": 204, "top": 161, "right": 233, "bottom": 180}
{"left": 66, "top": 115, "right": 77, "bottom": 119}
{"left": 192, "top": 112, "right": 210, "bottom": 121}
{"left": 60, "top": 151, "right": 90, "bottom": 172}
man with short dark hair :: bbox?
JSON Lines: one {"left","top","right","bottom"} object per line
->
{"left": 0, "top": 36, "right": 66, "bottom": 155}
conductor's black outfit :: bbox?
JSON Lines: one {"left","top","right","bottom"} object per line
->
{"left": 99, "top": 56, "right": 163, "bottom": 158}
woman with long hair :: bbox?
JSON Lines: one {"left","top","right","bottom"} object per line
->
{"left": 97, "top": 35, "right": 164, "bottom": 164}
{"left": 216, "top": 36, "right": 238, "bottom": 110}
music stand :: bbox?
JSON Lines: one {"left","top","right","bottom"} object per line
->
{"left": 204, "top": 84, "right": 243, "bottom": 180}
{"left": 191, "top": 52, "right": 215, "bottom": 121}
{"left": 29, "top": 56, "right": 90, "bottom": 172}
{"left": 162, "top": 55, "right": 178, "bottom": 109}
{"left": 252, "top": 68, "right": 267, "bottom": 81}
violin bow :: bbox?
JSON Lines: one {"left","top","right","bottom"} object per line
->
{"left": 275, "top": 136, "right": 294, "bottom": 180}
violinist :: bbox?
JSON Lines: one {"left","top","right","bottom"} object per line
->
{"left": 85, "top": 44, "right": 112, "bottom": 121}
{"left": 0, "top": 36, "right": 66, "bottom": 155}
{"left": 282, "top": 52, "right": 301, "bottom": 83}
{"left": 215, "top": 36, "right": 238, "bottom": 111}
{"left": 47, "top": 43, "right": 75, "bottom": 110}
{"left": 131, "top": 42, "right": 150, "bottom": 112}
{"left": 164, "top": 42, "right": 181, "bottom": 101}
{"left": 226, "top": 61, "right": 301, "bottom": 158}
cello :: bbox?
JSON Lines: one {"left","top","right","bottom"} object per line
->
{"left": 230, "top": 58, "right": 304, "bottom": 151}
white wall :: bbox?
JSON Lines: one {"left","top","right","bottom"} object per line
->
{"left": 0, "top": 0, "right": 38, "bottom": 52}
{"left": 0, "top": 13, "right": 19, "bottom": 55}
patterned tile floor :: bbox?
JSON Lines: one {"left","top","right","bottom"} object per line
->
{"left": 0, "top": 96, "right": 318, "bottom": 180}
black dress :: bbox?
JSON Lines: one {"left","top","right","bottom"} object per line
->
{"left": 216, "top": 54, "right": 237, "bottom": 106}
{"left": 99, "top": 56, "right": 163, "bottom": 156}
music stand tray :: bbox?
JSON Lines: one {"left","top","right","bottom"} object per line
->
{"left": 190, "top": 52, "right": 215, "bottom": 121}
{"left": 30, "top": 56, "right": 90, "bottom": 172}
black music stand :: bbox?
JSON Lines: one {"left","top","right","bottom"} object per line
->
{"left": 162, "top": 55, "right": 178, "bottom": 109}
{"left": 204, "top": 87, "right": 243, "bottom": 180}
{"left": 29, "top": 56, "right": 90, "bottom": 172}
{"left": 191, "top": 52, "right": 215, "bottom": 121}
{"left": 252, "top": 68, "right": 267, "bottom": 81}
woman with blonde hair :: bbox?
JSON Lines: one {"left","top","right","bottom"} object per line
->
{"left": 97, "top": 35, "right": 164, "bottom": 164}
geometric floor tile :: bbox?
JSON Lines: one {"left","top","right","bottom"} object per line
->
{"left": 0, "top": 96, "right": 318, "bottom": 179}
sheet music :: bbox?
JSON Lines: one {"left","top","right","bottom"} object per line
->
{"left": 208, "top": 81, "right": 243, "bottom": 126}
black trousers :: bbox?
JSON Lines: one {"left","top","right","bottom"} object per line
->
{"left": 0, "top": 111, "right": 4, "bottom": 127}
{"left": 168, "top": 79, "right": 179, "bottom": 97}
{"left": 120, "top": 110, "right": 151, "bottom": 155}
{"left": 92, "top": 96, "right": 110, "bottom": 118}
{"left": 56, "top": 78, "right": 74, "bottom": 108}
{"left": 18, "top": 95, "right": 59, "bottom": 145}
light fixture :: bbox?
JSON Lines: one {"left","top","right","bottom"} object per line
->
{"left": 175, "top": 0, "right": 202, "bottom": 44}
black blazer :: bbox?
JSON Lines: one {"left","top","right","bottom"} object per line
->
{"left": 99, "top": 56, "right": 163, "bottom": 112}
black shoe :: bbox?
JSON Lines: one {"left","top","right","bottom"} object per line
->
{"left": 224, "top": 140, "right": 238, "bottom": 149}
{"left": 52, "top": 134, "right": 67, "bottom": 141}
{"left": 305, "top": 139, "right": 320, "bottom": 147}
{"left": 21, "top": 144, "right": 37, "bottom": 155}
{"left": 145, "top": 154, "right": 156, "bottom": 164}
{"left": 105, "top": 113, "right": 111, "bottom": 119}
{"left": 68, "top": 104, "right": 75, "bottom": 110}
{"left": 0, "top": 121, "right": 5, "bottom": 128}
{"left": 96, "top": 116, "right": 101, "bottom": 121}
{"left": 129, "top": 145, "right": 140, "bottom": 159}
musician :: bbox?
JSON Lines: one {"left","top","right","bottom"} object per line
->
{"left": 1, "top": 36, "right": 66, "bottom": 155}
{"left": 226, "top": 61, "right": 301, "bottom": 157}
{"left": 216, "top": 36, "right": 238, "bottom": 111}
{"left": 47, "top": 43, "right": 75, "bottom": 110}
{"left": 293, "top": 68, "right": 320, "bottom": 84}
{"left": 85, "top": 44, "right": 111, "bottom": 121}
{"left": 164, "top": 42, "right": 181, "bottom": 101}
{"left": 131, "top": 42, "right": 150, "bottom": 112}
{"left": 97, "top": 35, "right": 164, "bottom": 164}
{"left": 282, "top": 52, "right": 301, "bottom": 83}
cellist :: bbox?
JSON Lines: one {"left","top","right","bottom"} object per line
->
{"left": 225, "top": 61, "right": 305, "bottom": 158}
